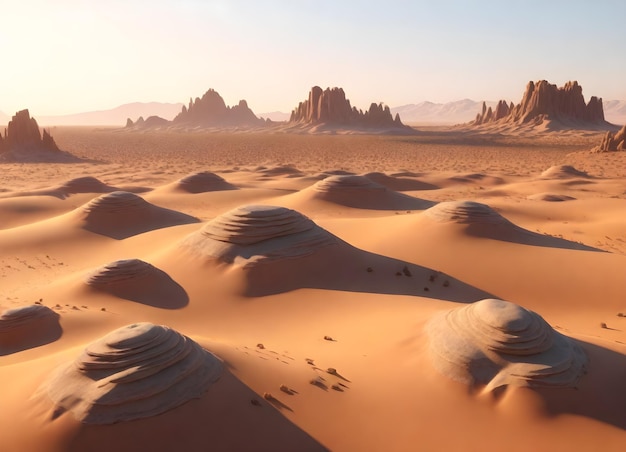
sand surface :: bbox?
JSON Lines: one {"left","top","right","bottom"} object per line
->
{"left": 1, "top": 126, "right": 626, "bottom": 451}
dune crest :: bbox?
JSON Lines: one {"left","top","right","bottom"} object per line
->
{"left": 42, "top": 323, "right": 223, "bottom": 424}
{"left": 426, "top": 298, "right": 587, "bottom": 391}
{"left": 182, "top": 205, "right": 337, "bottom": 266}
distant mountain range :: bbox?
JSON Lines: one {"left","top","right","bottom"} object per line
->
{"left": 2, "top": 99, "right": 625, "bottom": 126}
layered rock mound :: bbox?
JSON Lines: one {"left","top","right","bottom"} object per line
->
{"left": 83, "top": 191, "right": 149, "bottom": 215}
{"left": 181, "top": 205, "right": 338, "bottom": 267}
{"left": 472, "top": 80, "right": 609, "bottom": 129}
{"left": 592, "top": 123, "right": 626, "bottom": 152}
{"left": 426, "top": 299, "right": 587, "bottom": 391}
{"left": 424, "top": 201, "right": 511, "bottom": 225}
{"left": 289, "top": 86, "right": 409, "bottom": 131}
{"left": 85, "top": 259, "right": 160, "bottom": 288}
{"left": 175, "top": 171, "right": 236, "bottom": 193}
{"left": 0, "top": 109, "right": 79, "bottom": 161}
{"left": 59, "top": 176, "right": 113, "bottom": 194}
{"left": 540, "top": 165, "right": 590, "bottom": 179}
{"left": 42, "top": 323, "right": 223, "bottom": 424}
{"left": 314, "top": 174, "right": 387, "bottom": 195}
{"left": 0, "top": 305, "right": 61, "bottom": 353}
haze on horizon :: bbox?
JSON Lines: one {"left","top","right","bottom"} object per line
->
{"left": 1, "top": 0, "right": 625, "bottom": 117}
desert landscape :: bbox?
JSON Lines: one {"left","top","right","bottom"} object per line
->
{"left": 2, "top": 2, "right": 626, "bottom": 451}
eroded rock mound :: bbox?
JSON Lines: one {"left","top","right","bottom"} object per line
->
{"left": 424, "top": 201, "right": 511, "bottom": 225}
{"left": 85, "top": 259, "right": 159, "bottom": 288}
{"left": 0, "top": 305, "right": 61, "bottom": 353}
{"left": 0, "top": 109, "right": 80, "bottom": 162}
{"left": 59, "top": 176, "right": 113, "bottom": 194}
{"left": 592, "top": 123, "right": 626, "bottom": 152}
{"left": 174, "top": 89, "right": 264, "bottom": 127}
{"left": 472, "top": 80, "right": 609, "bottom": 129}
{"left": 83, "top": 191, "right": 149, "bottom": 215}
{"left": 289, "top": 86, "right": 409, "bottom": 131}
{"left": 314, "top": 175, "right": 386, "bottom": 195}
{"left": 42, "top": 322, "right": 223, "bottom": 424}
{"left": 540, "top": 165, "right": 590, "bottom": 179}
{"left": 181, "top": 205, "right": 338, "bottom": 267}
{"left": 175, "top": 171, "right": 236, "bottom": 193}
{"left": 426, "top": 299, "right": 587, "bottom": 391}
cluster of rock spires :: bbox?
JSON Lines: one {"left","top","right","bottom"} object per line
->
{"left": 289, "top": 86, "right": 406, "bottom": 129}
{"left": 42, "top": 322, "right": 223, "bottom": 424}
{"left": 0, "top": 109, "right": 78, "bottom": 161}
{"left": 472, "top": 80, "right": 608, "bottom": 128}
{"left": 181, "top": 205, "right": 338, "bottom": 267}
{"left": 426, "top": 298, "right": 587, "bottom": 391}
{"left": 592, "top": 123, "right": 626, "bottom": 152}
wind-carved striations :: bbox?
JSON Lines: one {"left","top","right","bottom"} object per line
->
{"left": 472, "top": 80, "right": 609, "bottom": 128}
{"left": 289, "top": 86, "right": 407, "bottom": 130}
{"left": 426, "top": 299, "right": 587, "bottom": 391}
{"left": 85, "top": 259, "right": 159, "bottom": 288}
{"left": 313, "top": 175, "right": 387, "bottom": 195}
{"left": 592, "top": 123, "right": 626, "bottom": 153}
{"left": 181, "top": 205, "right": 338, "bottom": 267}
{"left": 423, "top": 201, "right": 512, "bottom": 225}
{"left": 82, "top": 191, "right": 150, "bottom": 215}
{"left": 175, "top": 171, "right": 236, "bottom": 193}
{"left": 42, "top": 323, "right": 223, "bottom": 424}
{"left": 0, "top": 305, "right": 61, "bottom": 352}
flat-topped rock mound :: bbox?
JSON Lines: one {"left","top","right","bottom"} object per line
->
{"left": 76, "top": 191, "right": 198, "bottom": 239}
{"left": 309, "top": 175, "right": 433, "bottom": 210}
{"left": 540, "top": 165, "right": 590, "bottom": 179}
{"left": 424, "top": 201, "right": 512, "bottom": 225}
{"left": 426, "top": 299, "right": 587, "bottom": 391}
{"left": 41, "top": 322, "right": 223, "bottom": 424}
{"left": 0, "top": 304, "right": 61, "bottom": 354}
{"left": 181, "top": 205, "right": 338, "bottom": 267}
{"left": 174, "top": 171, "right": 236, "bottom": 193}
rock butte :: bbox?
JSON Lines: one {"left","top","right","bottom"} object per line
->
{"left": 426, "top": 299, "right": 587, "bottom": 391}
{"left": 0, "top": 305, "right": 58, "bottom": 336}
{"left": 82, "top": 191, "right": 150, "bottom": 215}
{"left": 176, "top": 171, "right": 235, "bottom": 193}
{"left": 42, "top": 322, "right": 223, "bottom": 424}
{"left": 540, "top": 165, "right": 590, "bottom": 179}
{"left": 472, "top": 80, "right": 607, "bottom": 128}
{"left": 181, "top": 205, "right": 338, "bottom": 267}
{"left": 85, "top": 259, "right": 160, "bottom": 288}
{"left": 423, "top": 201, "right": 511, "bottom": 225}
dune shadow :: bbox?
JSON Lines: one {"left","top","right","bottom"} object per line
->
{"left": 241, "top": 246, "right": 496, "bottom": 302}
{"left": 534, "top": 339, "right": 626, "bottom": 431}
{"left": 314, "top": 192, "right": 436, "bottom": 211}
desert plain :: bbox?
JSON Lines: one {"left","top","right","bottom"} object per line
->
{"left": 1, "top": 124, "right": 626, "bottom": 452}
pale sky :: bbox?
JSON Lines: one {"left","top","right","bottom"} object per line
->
{"left": 1, "top": 0, "right": 625, "bottom": 116}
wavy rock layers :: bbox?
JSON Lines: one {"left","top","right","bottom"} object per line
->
{"left": 0, "top": 305, "right": 60, "bottom": 352}
{"left": 175, "top": 171, "right": 236, "bottom": 193}
{"left": 83, "top": 191, "right": 149, "bottom": 215}
{"left": 85, "top": 259, "right": 159, "bottom": 288}
{"left": 289, "top": 86, "right": 406, "bottom": 129}
{"left": 424, "top": 201, "right": 512, "bottom": 225}
{"left": 540, "top": 165, "right": 590, "bottom": 179}
{"left": 43, "top": 323, "right": 223, "bottom": 424}
{"left": 472, "top": 80, "right": 607, "bottom": 128}
{"left": 592, "top": 123, "right": 626, "bottom": 152}
{"left": 181, "top": 205, "right": 338, "bottom": 267}
{"left": 426, "top": 299, "right": 587, "bottom": 391}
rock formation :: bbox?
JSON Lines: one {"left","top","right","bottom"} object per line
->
{"left": 41, "top": 322, "right": 223, "bottom": 424}
{"left": 174, "top": 171, "right": 236, "bottom": 193}
{"left": 173, "top": 89, "right": 264, "bottom": 127}
{"left": 85, "top": 259, "right": 161, "bottom": 289}
{"left": 181, "top": 205, "right": 338, "bottom": 267}
{"left": 423, "top": 200, "right": 512, "bottom": 225}
{"left": 0, "top": 109, "right": 79, "bottom": 161}
{"left": 591, "top": 123, "right": 626, "bottom": 152}
{"left": 426, "top": 298, "right": 587, "bottom": 391}
{"left": 472, "top": 80, "right": 609, "bottom": 128}
{"left": 289, "top": 86, "right": 408, "bottom": 130}
{"left": 0, "top": 305, "right": 60, "bottom": 352}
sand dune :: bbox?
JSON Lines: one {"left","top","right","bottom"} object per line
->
{"left": 1, "top": 128, "right": 625, "bottom": 451}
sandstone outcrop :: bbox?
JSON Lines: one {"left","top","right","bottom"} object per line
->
{"left": 41, "top": 322, "right": 223, "bottom": 424}
{"left": 0, "top": 109, "right": 79, "bottom": 161}
{"left": 426, "top": 298, "right": 587, "bottom": 391}
{"left": 472, "top": 80, "right": 610, "bottom": 128}
{"left": 592, "top": 123, "right": 626, "bottom": 152}
{"left": 289, "top": 86, "right": 408, "bottom": 130}
{"left": 173, "top": 89, "right": 264, "bottom": 127}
